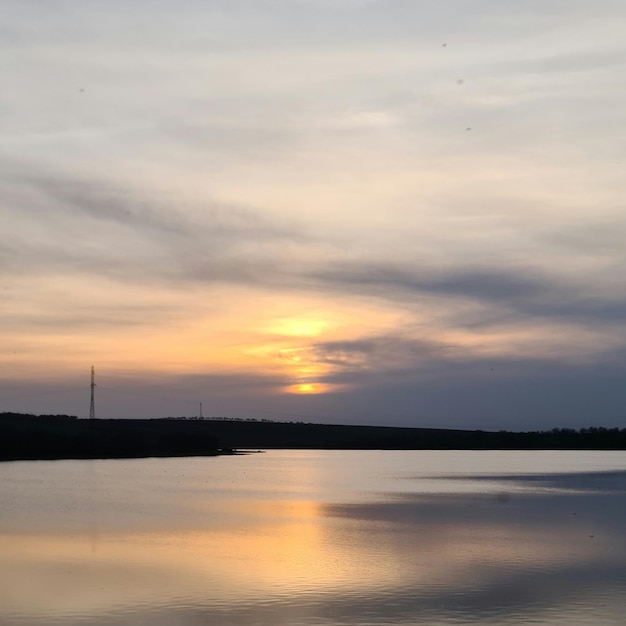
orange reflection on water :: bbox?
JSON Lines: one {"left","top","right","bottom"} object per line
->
{"left": 0, "top": 491, "right": 620, "bottom": 625}
{"left": 0, "top": 499, "right": 394, "bottom": 619}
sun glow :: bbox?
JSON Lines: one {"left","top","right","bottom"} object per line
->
{"left": 266, "top": 317, "right": 329, "bottom": 338}
{"left": 259, "top": 309, "right": 402, "bottom": 396}
{"left": 293, "top": 383, "right": 322, "bottom": 394}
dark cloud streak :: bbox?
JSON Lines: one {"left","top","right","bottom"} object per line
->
{"left": 313, "top": 262, "right": 626, "bottom": 326}
{"left": 0, "top": 167, "right": 309, "bottom": 290}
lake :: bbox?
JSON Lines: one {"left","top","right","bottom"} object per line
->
{"left": 1, "top": 450, "right": 626, "bottom": 625}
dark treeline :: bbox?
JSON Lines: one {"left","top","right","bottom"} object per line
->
{"left": 2, "top": 412, "right": 626, "bottom": 461}
{"left": 199, "top": 419, "right": 626, "bottom": 450}
{"left": 0, "top": 413, "right": 222, "bottom": 461}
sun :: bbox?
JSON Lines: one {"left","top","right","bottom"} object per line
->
{"left": 290, "top": 383, "right": 325, "bottom": 394}
{"left": 296, "top": 383, "right": 317, "bottom": 394}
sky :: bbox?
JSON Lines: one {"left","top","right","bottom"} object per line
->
{"left": 2, "top": 0, "right": 626, "bottom": 430}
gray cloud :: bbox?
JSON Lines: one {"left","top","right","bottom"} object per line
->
{"left": 308, "top": 334, "right": 462, "bottom": 377}
{"left": 25, "top": 172, "right": 304, "bottom": 246}
{"left": 0, "top": 166, "right": 309, "bottom": 289}
{"left": 312, "top": 262, "right": 626, "bottom": 326}
{"left": 0, "top": 302, "right": 182, "bottom": 332}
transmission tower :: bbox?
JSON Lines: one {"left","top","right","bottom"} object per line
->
{"left": 89, "top": 365, "right": 96, "bottom": 419}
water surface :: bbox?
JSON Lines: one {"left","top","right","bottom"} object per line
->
{"left": 1, "top": 450, "right": 625, "bottom": 625}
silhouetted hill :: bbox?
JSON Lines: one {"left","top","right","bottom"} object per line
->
{"left": 2, "top": 413, "right": 626, "bottom": 461}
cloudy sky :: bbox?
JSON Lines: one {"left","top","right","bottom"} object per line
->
{"left": 2, "top": 0, "right": 626, "bottom": 429}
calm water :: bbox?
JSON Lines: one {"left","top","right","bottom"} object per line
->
{"left": 1, "top": 450, "right": 626, "bottom": 625}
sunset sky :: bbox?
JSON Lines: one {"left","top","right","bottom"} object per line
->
{"left": 2, "top": 0, "right": 626, "bottom": 429}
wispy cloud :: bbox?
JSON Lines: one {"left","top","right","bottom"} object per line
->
{"left": 312, "top": 261, "right": 626, "bottom": 327}
{"left": 1, "top": 165, "right": 310, "bottom": 288}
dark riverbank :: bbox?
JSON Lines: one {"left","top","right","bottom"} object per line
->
{"left": 2, "top": 412, "right": 626, "bottom": 461}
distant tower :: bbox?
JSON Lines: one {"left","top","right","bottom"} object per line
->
{"left": 199, "top": 402, "right": 203, "bottom": 420}
{"left": 89, "top": 365, "right": 96, "bottom": 420}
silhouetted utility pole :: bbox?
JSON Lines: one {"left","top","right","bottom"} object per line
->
{"left": 89, "top": 365, "right": 96, "bottom": 420}
{"left": 199, "top": 402, "right": 203, "bottom": 420}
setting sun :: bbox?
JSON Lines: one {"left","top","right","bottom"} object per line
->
{"left": 297, "top": 383, "right": 316, "bottom": 394}
{"left": 290, "top": 383, "right": 325, "bottom": 394}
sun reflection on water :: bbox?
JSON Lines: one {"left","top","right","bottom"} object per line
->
{"left": 1, "top": 452, "right": 626, "bottom": 626}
